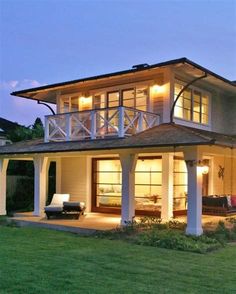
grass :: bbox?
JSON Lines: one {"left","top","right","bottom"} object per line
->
{"left": 0, "top": 226, "right": 236, "bottom": 293}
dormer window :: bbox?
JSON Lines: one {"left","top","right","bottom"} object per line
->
{"left": 174, "top": 82, "right": 209, "bottom": 125}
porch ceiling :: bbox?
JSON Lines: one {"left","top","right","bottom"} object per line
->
{"left": 0, "top": 123, "right": 235, "bottom": 156}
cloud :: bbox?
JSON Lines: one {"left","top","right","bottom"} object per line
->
{"left": 0, "top": 79, "right": 44, "bottom": 91}
{"left": 0, "top": 78, "right": 53, "bottom": 126}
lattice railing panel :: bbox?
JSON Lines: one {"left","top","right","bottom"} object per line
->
{"left": 45, "top": 107, "right": 160, "bottom": 142}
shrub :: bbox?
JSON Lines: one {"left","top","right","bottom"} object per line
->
{"left": 134, "top": 229, "right": 221, "bottom": 254}
{"left": 205, "top": 220, "right": 236, "bottom": 243}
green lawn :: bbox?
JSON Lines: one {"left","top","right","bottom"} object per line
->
{"left": 0, "top": 226, "right": 235, "bottom": 294}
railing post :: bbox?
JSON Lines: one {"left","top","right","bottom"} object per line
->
{"left": 44, "top": 116, "right": 49, "bottom": 142}
{"left": 66, "top": 113, "right": 71, "bottom": 141}
{"left": 91, "top": 110, "right": 96, "bottom": 139}
{"left": 118, "top": 106, "right": 125, "bottom": 137}
{"left": 138, "top": 111, "right": 144, "bottom": 132}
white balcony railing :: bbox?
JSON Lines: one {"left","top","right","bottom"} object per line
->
{"left": 44, "top": 106, "right": 160, "bottom": 142}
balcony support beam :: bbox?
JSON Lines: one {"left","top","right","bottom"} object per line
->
{"left": 184, "top": 147, "right": 203, "bottom": 236}
{"left": 119, "top": 152, "right": 138, "bottom": 225}
{"left": 33, "top": 156, "right": 49, "bottom": 216}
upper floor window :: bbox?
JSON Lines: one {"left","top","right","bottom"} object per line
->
{"left": 174, "top": 82, "right": 209, "bottom": 125}
{"left": 60, "top": 95, "right": 93, "bottom": 113}
{"left": 59, "top": 85, "right": 149, "bottom": 113}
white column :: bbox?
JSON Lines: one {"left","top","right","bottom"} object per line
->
{"left": 118, "top": 107, "right": 125, "bottom": 137}
{"left": 0, "top": 159, "right": 9, "bottom": 215}
{"left": 65, "top": 113, "right": 71, "bottom": 141}
{"left": 56, "top": 158, "right": 62, "bottom": 194}
{"left": 44, "top": 116, "right": 50, "bottom": 142}
{"left": 91, "top": 110, "right": 96, "bottom": 139}
{"left": 119, "top": 152, "right": 138, "bottom": 225}
{"left": 34, "top": 156, "right": 49, "bottom": 216}
{"left": 184, "top": 147, "right": 203, "bottom": 236}
{"left": 163, "top": 68, "right": 174, "bottom": 123}
{"left": 86, "top": 156, "right": 92, "bottom": 212}
{"left": 161, "top": 153, "right": 173, "bottom": 221}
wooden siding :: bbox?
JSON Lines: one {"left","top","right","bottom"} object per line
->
{"left": 212, "top": 156, "right": 236, "bottom": 195}
{"left": 61, "top": 157, "right": 89, "bottom": 202}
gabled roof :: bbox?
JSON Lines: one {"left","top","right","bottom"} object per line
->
{"left": 11, "top": 57, "right": 236, "bottom": 104}
{"left": 0, "top": 123, "right": 235, "bottom": 156}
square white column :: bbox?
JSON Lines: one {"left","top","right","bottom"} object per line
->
{"left": 184, "top": 147, "right": 203, "bottom": 236}
{"left": 119, "top": 153, "right": 138, "bottom": 225}
{"left": 161, "top": 153, "right": 174, "bottom": 221}
{"left": 33, "top": 156, "right": 48, "bottom": 216}
{"left": 0, "top": 159, "right": 9, "bottom": 215}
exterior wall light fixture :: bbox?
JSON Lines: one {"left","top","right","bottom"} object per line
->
{"left": 185, "top": 159, "right": 209, "bottom": 174}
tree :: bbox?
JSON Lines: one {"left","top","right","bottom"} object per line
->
{"left": 31, "top": 117, "right": 44, "bottom": 139}
{"left": 7, "top": 117, "right": 44, "bottom": 142}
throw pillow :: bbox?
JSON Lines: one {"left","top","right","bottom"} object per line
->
{"left": 226, "top": 195, "right": 232, "bottom": 207}
{"left": 231, "top": 195, "right": 236, "bottom": 207}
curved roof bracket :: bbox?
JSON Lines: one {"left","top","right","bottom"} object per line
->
{"left": 37, "top": 100, "right": 55, "bottom": 115}
{"left": 170, "top": 73, "right": 207, "bottom": 123}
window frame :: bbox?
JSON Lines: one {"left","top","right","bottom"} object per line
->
{"left": 58, "top": 81, "right": 151, "bottom": 114}
{"left": 174, "top": 80, "right": 211, "bottom": 126}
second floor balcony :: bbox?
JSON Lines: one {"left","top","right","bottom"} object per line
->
{"left": 44, "top": 106, "right": 160, "bottom": 142}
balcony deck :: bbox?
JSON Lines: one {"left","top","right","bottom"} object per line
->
{"left": 45, "top": 106, "right": 160, "bottom": 142}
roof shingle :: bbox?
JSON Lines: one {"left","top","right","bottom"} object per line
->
{"left": 0, "top": 123, "right": 235, "bottom": 155}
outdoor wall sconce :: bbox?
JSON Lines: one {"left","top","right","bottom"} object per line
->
{"left": 151, "top": 83, "right": 164, "bottom": 94}
{"left": 185, "top": 159, "right": 209, "bottom": 174}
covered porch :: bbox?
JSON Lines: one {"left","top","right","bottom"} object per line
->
{"left": 11, "top": 211, "right": 228, "bottom": 235}
{"left": 0, "top": 123, "right": 236, "bottom": 236}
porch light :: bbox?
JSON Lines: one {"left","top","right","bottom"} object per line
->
{"left": 151, "top": 84, "right": 162, "bottom": 93}
{"left": 80, "top": 96, "right": 92, "bottom": 104}
{"left": 198, "top": 160, "right": 209, "bottom": 175}
{"left": 151, "top": 83, "right": 165, "bottom": 95}
{"left": 79, "top": 96, "right": 92, "bottom": 110}
{"left": 185, "top": 159, "right": 209, "bottom": 174}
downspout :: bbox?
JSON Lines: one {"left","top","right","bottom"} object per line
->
{"left": 37, "top": 100, "right": 56, "bottom": 115}
{"left": 170, "top": 73, "right": 207, "bottom": 123}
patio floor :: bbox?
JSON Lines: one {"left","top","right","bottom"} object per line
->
{"left": 11, "top": 211, "right": 228, "bottom": 235}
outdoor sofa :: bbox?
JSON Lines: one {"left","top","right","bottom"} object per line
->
{"left": 44, "top": 193, "right": 86, "bottom": 219}
{"left": 202, "top": 195, "right": 236, "bottom": 216}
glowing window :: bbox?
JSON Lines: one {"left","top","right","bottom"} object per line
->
{"left": 174, "top": 82, "right": 209, "bottom": 124}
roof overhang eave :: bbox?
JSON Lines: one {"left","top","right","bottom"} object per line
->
{"left": 0, "top": 140, "right": 227, "bottom": 157}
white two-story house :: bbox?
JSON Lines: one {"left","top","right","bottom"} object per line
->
{"left": 0, "top": 57, "right": 235, "bottom": 235}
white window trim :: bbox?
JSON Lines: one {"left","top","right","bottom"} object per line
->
{"left": 173, "top": 80, "right": 212, "bottom": 130}
{"left": 58, "top": 79, "right": 153, "bottom": 113}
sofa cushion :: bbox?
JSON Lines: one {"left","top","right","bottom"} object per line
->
{"left": 51, "top": 194, "right": 70, "bottom": 205}
{"left": 202, "top": 196, "right": 228, "bottom": 208}
{"left": 44, "top": 205, "right": 63, "bottom": 212}
{"left": 63, "top": 201, "right": 85, "bottom": 208}
{"left": 231, "top": 196, "right": 236, "bottom": 207}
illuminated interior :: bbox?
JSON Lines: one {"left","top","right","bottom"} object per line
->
{"left": 93, "top": 157, "right": 162, "bottom": 212}
{"left": 174, "top": 82, "right": 209, "bottom": 124}
{"left": 93, "top": 157, "right": 190, "bottom": 213}
{"left": 79, "top": 96, "right": 93, "bottom": 111}
{"left": 173, "top": 158, "right": 188, "bottom": 211}
{"left": 59, "top": 86, "right": 148, "bottom": 114}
